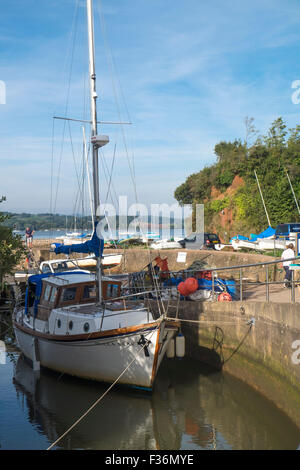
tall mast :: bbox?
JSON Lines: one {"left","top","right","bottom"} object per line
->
{"left": 86, "top": 0, "right": 99, "bottom": 217}
{"left": 254, "top": 170, "right": 271, "bottom": 227}
{"left": 86, "top": 0, "right": 109, "bottom": 304}
{"left": 82, "top": 126, "right": 95, "bottom": 231}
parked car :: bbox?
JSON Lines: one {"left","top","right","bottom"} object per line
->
{"left": 275, "top": 223, "right": 300, "bottom": 239}
{"left": 178, "top": 232, "right": 221, "bottom": 250}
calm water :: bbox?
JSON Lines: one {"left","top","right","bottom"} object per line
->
{"left": 1, "top": 326, "right": 300, "bottom": 451}
{"left": 17, "top": 229, "right": 186, "bottom": 241}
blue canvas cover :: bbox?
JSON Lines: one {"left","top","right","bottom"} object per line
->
{"left": 256, "top": 226, "right": 275, "bottom": 239}
{"left": 52, "top": 222, "right": 104, "bottom": 258}
{"left": 230, "top": 226, "right": 275, "bottom": 243}
{"left": 197, "top": 278, "right": 236, "bottom": 296}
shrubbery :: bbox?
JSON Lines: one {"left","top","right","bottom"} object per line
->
{"left": 174, "top": 118, "right": 300, "bottom": 236}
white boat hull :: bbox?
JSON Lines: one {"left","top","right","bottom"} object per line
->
{"left": 102, "top": 253, "right": 123, "bottom": 267}
{"left": 231, "top": 237, "right": 287, "bottom": 251}
{"left": 150, "top": 241, "right": 182, "bottom": 249}
{"left": 257, "top": 238, "right": 287, "bottom": 250}
{"left": 14, "top": 322, "right": 176, "bottom": 390}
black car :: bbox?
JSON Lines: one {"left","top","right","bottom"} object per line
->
{"left": 178, "top": 232, "right": 221, "bottom": 250}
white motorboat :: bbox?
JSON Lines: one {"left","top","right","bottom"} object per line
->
{"left": 231, "top": 238, "right": 260, "bottom": 251}
{"left": 257, "top": 237, "right": 287, "bottom": 251}
{"left": 150, "top": 239, "right": 183, "bottom": 250}
{"left": 102, "top": 252, "right": 123, "bottom": 267}
{"left": 42, "top": 253, "right": 122, "bottom": 272}
{"left": 231, "top": 236, "right": 288, "bottom": 251}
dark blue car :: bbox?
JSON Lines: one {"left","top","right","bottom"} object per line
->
{"left": 275, "top": 223, "right": 300, "bottom": 239}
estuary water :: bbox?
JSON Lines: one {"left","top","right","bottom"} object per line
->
{"left": 1, "top": 332, "right": 299, "bottom": 450}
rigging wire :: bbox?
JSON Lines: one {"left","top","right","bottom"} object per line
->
{"left": 96, "top": 0, "right": 132, "bottom": 126}
{"left": 99, "top": 149, "right": 119, "bottom": 211}
{"left": 51, "top": 0, "right": 80, "bottom": 221}
{"left": 49, "top": 117, "right": 56, "bottom": 237}
{"left": 95, "top": 0, "right": 141, "bottom": 213}
{"left": 104, "top": 143, "right": 117, "bottom": 207}
{"left": 50, "top": 0, "right": 143, "bottom": 239}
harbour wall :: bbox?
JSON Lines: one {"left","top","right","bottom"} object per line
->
{"left": 32, "top": 247, "right": 279, "bottom": 282}
{"left": 151, "top": 299, "right": 300, "bottom": 428}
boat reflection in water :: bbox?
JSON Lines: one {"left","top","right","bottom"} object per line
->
{"left": 13, "top": 355, "right": 300, "bottom": 450}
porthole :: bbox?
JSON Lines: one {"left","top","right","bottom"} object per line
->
{"left": 57, "top": 319, "right": 61, "bottom": 328}
{"left": 83, "top": 322, "right": 90, "bottom": 332}
{"left": 69, "top": 321, "right": 73, "bottom": 331}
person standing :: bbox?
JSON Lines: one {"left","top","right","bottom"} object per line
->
{"left": 281, "top": 243, "right": 295, "bottom": 288}
{"left": 25, "top": 227, "right": 34, "bottom": 247}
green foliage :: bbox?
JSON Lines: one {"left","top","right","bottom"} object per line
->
{"left": 209, "top": 197, "right": 230, "bottom": 213}
{"left": 174, "top": 117, "right": 300, "bottom": 235}
{"left": 215, "top": 168, "right": 235, "bottom": 189}
{"left": 0, "top": 198, "right": 26, "bottom": 290}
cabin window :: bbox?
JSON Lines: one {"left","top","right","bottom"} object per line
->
{"left": 61, "top": 287, "right": 77, "bottom": 302}
{"left": 53, "top": 262, "right": 68, "bottom": 273}
{"left": 41, "top": 264, "right": 51, "bottom": 274}
{"left": 44, "top": 284, "right": 52, "bottom": 302}
{"left": 49, "top": 287, "right": 58, "bottom": 303}
{"left": 83, "top": 284, "right": 97, "bottom": 300}
{"left": 107, "top": 283, "right": 119, "bottom": 299}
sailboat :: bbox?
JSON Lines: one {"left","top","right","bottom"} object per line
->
{"left": 13, "top": 0, "right": 178, "bottom": 390}
{"left": 231, "top": 171, "right": 284, "bottom": 251}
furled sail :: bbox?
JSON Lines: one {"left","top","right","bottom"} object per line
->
{"left": 52, "top": 222, "right": 104, "bottom": 258}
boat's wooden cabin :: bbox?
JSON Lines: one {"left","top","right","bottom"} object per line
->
{"left": 26, "top": 273, "right": 122, "bottom": 321}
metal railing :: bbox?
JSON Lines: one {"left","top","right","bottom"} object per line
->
{"left": 150, "top": 255, "right": 300, "bottom": 303}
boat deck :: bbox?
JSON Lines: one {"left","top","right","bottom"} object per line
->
{"left": 64, "top": 301, "right": 146, "bottom": 315}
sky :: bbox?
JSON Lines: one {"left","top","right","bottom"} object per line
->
{"left": 1, "top": 0, "right": 300, "bottom": 215}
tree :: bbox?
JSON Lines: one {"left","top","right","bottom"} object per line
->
{"left": 0, "top": 197, "right": 26, "bottom": 292}
{"left": 174, "top": 118, "right": 300, "bottom": 235}
{"left": 265, "top": 117, "right": 287, "bottom": 148}
{"left": 244, "top": 116, "right": 258, "bottom": 148}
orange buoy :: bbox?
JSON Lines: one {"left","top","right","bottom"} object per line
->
{"left": 217, "top": 292, "right": 232, "bottom": 302}
{"left": 184, "top": 277, "right": 198, "bottom": 294}
{"left": 177, "top": 282, "right": 189, "bottom": 296}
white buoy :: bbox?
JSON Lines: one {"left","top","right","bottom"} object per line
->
{"left": 166, "top": 338, "right": 175, "bottom": 358}
{"left": 176, "top": 333, "right": 185, "bottom": 358}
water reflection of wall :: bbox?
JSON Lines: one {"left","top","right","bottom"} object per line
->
{"left": 13, "top": 355, "right": 300, "bottom": 450}
{"left": 158, "top": 360, "right": 300, "bottom": 450}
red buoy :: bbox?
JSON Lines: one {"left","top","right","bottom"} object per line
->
{"left": 184, "top": 277, "right": 198, "bottom": 294}
{"left": 177, "top": 282, "right": 189, "bottom": 296}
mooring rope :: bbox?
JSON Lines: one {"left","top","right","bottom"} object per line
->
{"left": 46, "top": 321, "right": 161, "bottom": 450}
{"left": 164, "top": 315, "right": 255, "bottom": 365}
{"left": 222, "top": 320, "right": 254, "bottom": 365}
{"left": 164, "top": 316, "right": 252, "bottom": 327}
